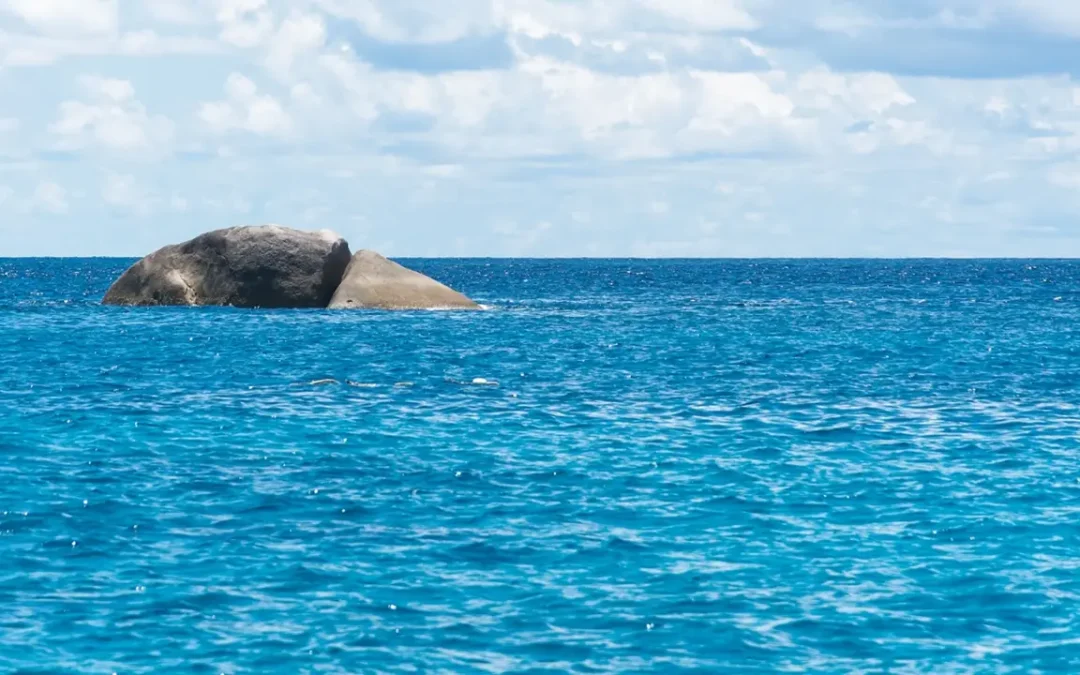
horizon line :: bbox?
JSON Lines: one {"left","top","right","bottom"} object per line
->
{"left": 5, "top": 255, "right": 1080, "bottom": 262}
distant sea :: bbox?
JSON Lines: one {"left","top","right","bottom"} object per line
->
{"left": 3, "top": 258, "right": 1080, "bottom": 673}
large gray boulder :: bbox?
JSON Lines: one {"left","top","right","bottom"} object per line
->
{"left": 103, "top": 225, "right": 351, "bottom": 308}
{"left": 328, "top": 250, "right": 479, "bottom": 310}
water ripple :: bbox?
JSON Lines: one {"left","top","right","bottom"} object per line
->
{"left": 2, "top": 259, "right": 1080, "bottom": 672}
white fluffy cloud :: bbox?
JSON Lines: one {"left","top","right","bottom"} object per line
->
{"left": 638, "top": 0, "right": 758, "bottom": 30}
{"left": 0, "top": 31, "right": 220, "bottom": 67}
{"left": 199, "top": 73, "right": 292, "bottom": 136}
{"left": 309, "top": 0, "right": 758, "bottom": 47}
{"left": 266, "top": 11, "right": 326, "bottom": 76}
{"left": 2, "top": 0, "right": 117, "bottom": 35}
{"left": 994, "top": 0, "right": 1080, "bottom": 37}
{"left": 49, "top": 76, "right": 175, "bottom": 153}
{"left": 30, "top": 181, "right": 69, "bottom": 214}
{"left": 276, "top": 44, "right": 930, "bottom": 164}
{"left": 2, "top": 0, "right": 1080, "bottom": 255}
{"left": 797, "top": 69, "right": 916, "bottom": 116}
{"left": 102, "top": 173, "right": 154, "bottom": 214}
{"left": 216, "top": 0, "right": 274, "bottom": 47}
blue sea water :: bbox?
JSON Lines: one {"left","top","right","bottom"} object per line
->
{"left": 2, "top": 258, "right": 1080, "bottom": 674}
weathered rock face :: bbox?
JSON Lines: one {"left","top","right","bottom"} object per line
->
{"left": 103, "top": 225, "right": 352, "bottom": 308}
{"left": 328, "top": 250, "right": 480, "bottom": 310}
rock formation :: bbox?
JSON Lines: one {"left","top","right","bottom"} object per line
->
{"left": 328, "top": 250, "right": 480, "bottom": 310}
{"left": 102, "top": 226, "right": 480, "bottom": 310}
{"left": 102, "top": 225, "right": 352, "bottom": 308}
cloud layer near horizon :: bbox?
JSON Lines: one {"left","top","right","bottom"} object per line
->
{"left": 2, "top": 0, "right": 1080, "bottom": 256}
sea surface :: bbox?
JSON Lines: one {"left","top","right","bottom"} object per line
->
{"left": 2, "top": 258, "right": 1080, "bottom": 674}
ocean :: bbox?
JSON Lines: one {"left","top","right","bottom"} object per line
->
{"left": 2, "top": 258, "right": 1079, "bottom": 673}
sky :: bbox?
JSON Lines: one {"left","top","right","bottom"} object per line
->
{"left": 2, "top": 1, "right": 1080, "bottom": 257}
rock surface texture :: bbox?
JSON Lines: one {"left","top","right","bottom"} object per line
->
{"left": 103, "top": 225, "right": 352, "bottom": 308}
{"left": 328, "top": 250, "right": 480, "bottom": 310}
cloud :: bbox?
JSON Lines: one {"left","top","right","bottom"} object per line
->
{"left": 3, "top": 0, "right": 1080, "bottom": 256}
{"left": 199, "top": 73, "right": 292, "bottom": 136}
{"left": 998, "top": 0, "right": 1080, "bottom": 38}
{"left": 746, "top": 1, "right": 1080, "bottom": 79}
{"left": 2, "top": 0, "right": 117, "bottom": 36}
{"left": 216, "top": 0, "right": 274, "bottom": 47}
{"left": 638, "top": 0, "right": 758, "bottom": 31}
{"left": 1048, "top": 164, "right": 1080, "bottom": 189}
{"left": 507, "top": 32, "right": 770, "bottom": 76}
{"left": 298, "top": 44, "right": 809, "bottom": 162}
{"left": 328, "top": 21, "right": 514, "bottom": 73}
{"left": 144, "top": 0, "right": 202, "bottom": 25}
{"left": 116, "top": 31, "right": 223, "bottom": 56}
{"left": 496, "top": 0, "right": 759, "bottom": 41}
{"left": 0, "top": 30, "right": 221, "bottom": 67}
{"left": 49, "top": 76, "right": 175, "bottom": 154}
{"left": 797, "top": 68, "right": 915, "bottom": 115}
{"left": 315, "top": 0, "right": 496, "bottom": 44}
{"left": 29, "top": 181, "right": 68, "bottom": 214}
{"left": 266, "top": 11, "right": 327, "bottom": 76}
{"left": 102, "top": 173, "right": 153, "bottom": 215}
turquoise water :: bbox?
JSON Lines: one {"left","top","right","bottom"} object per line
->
{"left": 2, "top": 258, "right": 1080, "bottom": 673}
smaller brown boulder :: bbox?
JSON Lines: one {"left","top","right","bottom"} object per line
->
{"left": 328, "top": 250, "right": 480, "bottom": 310}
